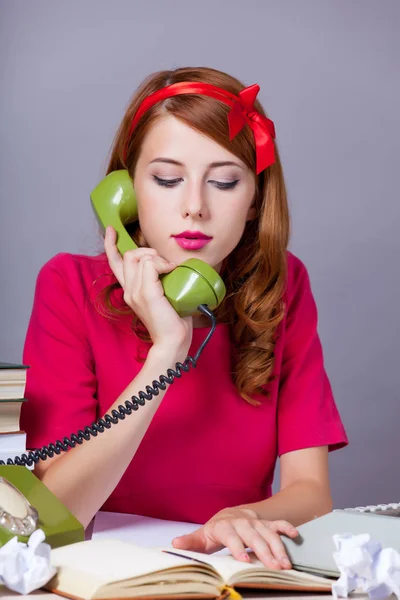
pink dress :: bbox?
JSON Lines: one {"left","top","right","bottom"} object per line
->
{"left": 21, "top": 251, "right": 348, "bottom": 523}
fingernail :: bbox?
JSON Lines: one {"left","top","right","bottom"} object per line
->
{"left": 281, "top": 557, "right": 291, "bottom": 567}
{"left": 240, "top": 552, "right": 250, "bottom": 562}
{"left": 290, "top": 528, "right": 298, "bottom": 535}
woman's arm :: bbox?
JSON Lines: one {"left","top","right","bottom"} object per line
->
{"left": 237, "top": 446, "right": 332, "bottom": 525}
{"left": 35, "top": 342, "right": 188, "bottom": 528}
{"left": 24, "top": 229, "right": 193, "bottom": 529}
{"left": 172, "top": 446, "right": 331, "bottom": 568}
{"left": 172, "top": 256, "right": 347, "bottom": 568}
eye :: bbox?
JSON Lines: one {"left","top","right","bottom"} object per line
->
{"left": 153, "top": 175, "right": 182, "bottom": 188}
{"left": 209, "top": 179, "right": 240, "bottom": 190}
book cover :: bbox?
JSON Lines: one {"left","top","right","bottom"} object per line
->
{"left": 0, "top": 362, "right": 29, "bottom": 369}
{"left": 0, "top": 397, "right": 27, "bottom": 403}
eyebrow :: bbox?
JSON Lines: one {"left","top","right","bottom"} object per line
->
{"left": 149, "top": 158, "right": 244, "bottom": 169}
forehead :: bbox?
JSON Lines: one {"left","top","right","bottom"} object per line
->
{"left": 139, "top": 114, "right": 244, "bottom": 166}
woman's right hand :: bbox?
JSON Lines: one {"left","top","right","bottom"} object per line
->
{"left": 104, "top": 226, "right": 193, "bottom": 354}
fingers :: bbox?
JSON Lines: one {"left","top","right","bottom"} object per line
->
{"left": 211, "top": 524, "right": 249, "bottom": 562}
{"left": 124, "top": 254, "right": 176, "bottom": 306}
{"left": 104, "top": 225, "right": 172, "bottom": 295}
{"left": 104, "top": 225, "right": 157, "bottom": 287}
{"left": 172, "top": 529, "right": 210, "bottom": 553}
{"left": 199, "top": 520, "right": 265, "bottom": 565}
{"left": 173, "top": 518, "right": 298, "bottom": 570}
{"left": 218, "top": 520, "right": 281, "bottom": 569}
{"left": 241, "top": 528, "right": 281, "bottom": 569}
{"left": 104, "top": 226, "right": 125, "bottom": 286}
{"left": 201, "top": 518, "right": 297, "bottom": 570}
{"left": 103, "top": 226, "right": 192, "bottom": 349}
{"left": 136, "top": 255, "right": 175, "bottom": 289}
{"left": 267, "top": 520, "right": 299, "bottom": 538}
{"left": 253, "top": 521, "right": 292, "bottom": 568}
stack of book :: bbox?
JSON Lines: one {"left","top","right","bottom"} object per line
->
{"left": 0, "top": 361, "right": 29, "bottom": 464}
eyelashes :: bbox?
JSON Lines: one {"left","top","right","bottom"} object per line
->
{"left": 210, "top": 179, "right": 240, "bottom": 190}
{"left": 153, "top": 176, "right": 182, "bottom": 188}
{"left": 152, "top": 175, "right": 240, "bottom": 190}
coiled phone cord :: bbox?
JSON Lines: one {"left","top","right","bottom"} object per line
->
{"left": 0, "top": 304, "right": 216, "bottom": 468}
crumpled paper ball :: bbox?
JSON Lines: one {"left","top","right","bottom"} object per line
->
{"left": 332, "top": 532, "right": 400, "bottom": 600}
{"left": 0, "top": 529, "right": 57, "bottom": 594}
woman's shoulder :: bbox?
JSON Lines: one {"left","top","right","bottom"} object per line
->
{"left": 286, "top": 250, "right": 310, "bottom": 291}
{"left": 37, "top": 252, "right": 112, "bottom": 282}
{"left": 283, "top": 251, "right": 318, "bottom": 319}
{"left": 35, "top": 252, "right": 115, "bottom": 304}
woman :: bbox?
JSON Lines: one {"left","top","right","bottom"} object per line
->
{"left": 21, "top": 66, "right": 348, "bottom": 569}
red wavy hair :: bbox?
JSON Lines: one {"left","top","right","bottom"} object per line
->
{"left": 98, "top": 66, "right": 290, "bottom": 405}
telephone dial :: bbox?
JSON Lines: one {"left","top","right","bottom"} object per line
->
{"left": 0, "top": 169, "right": 226, "bottom": 548}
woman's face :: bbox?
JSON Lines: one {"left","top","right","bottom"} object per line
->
{"left": 133, "top": 115, "right": 257, "bottom": 272}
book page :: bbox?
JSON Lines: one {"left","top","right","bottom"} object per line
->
{"left": 163, "top": 548, "right": 332, "bottom": 587}
{"left": 51, "top": 539, "right": 219, "bottom": 584}
{"left": 161, "top": 548, "right": 266, "bottom": 583}
{"left": 91, "top": 513, "right": 331, "bottom": 589}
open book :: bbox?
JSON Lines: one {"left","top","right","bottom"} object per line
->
{"left": 47, "top": 539, "right": 334, "bottom": 600}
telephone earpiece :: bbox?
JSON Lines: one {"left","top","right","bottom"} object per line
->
{"left": 90, "top": 170, "right": 226, "bottom": 317}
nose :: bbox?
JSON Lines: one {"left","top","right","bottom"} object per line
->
{"left": 180, "top": 182, "right": 209, "bottom": 219}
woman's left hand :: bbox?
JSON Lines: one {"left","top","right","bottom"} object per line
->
{"left": 172, "top": 507, "right": 299, "bottom": 569}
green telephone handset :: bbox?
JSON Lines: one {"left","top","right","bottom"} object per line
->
{"left": 90, "top": 170, "right": 226, "bottom": 317}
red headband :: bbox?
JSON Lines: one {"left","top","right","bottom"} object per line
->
{"left": 123, "top": 82, "right": 276, "bottom": 174}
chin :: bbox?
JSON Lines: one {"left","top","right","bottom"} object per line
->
{"left": 187, "top": 253, "right": 220, "bottom": 268}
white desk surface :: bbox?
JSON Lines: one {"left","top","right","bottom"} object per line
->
{"left": 0, "top": 591, "right": 358, "bottom": 600}
{"left": 0, "top": 512, "right": 377, "bottom": 600}
{"left": 0, "top": 591, "right": 374, "bottom": 600}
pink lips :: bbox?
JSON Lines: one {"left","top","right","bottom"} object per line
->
{"left": 173, "top": 230, "right": 212, "bottom": 251}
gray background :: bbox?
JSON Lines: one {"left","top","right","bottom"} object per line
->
{"left": 0, "top": 0, "right": 399, "bottom": 509}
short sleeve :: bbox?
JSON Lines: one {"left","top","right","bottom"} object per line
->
{"left": 277, "top": 255, "right": 348, "bottom": 456}
{"left": 21, "top": 254, "right": 98, "bottom": 449}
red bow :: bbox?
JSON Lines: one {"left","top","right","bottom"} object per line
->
{"left": 227, "top": 84, "right": 275, "bottom": 174}
{"left": 124, "top": 82, "right": 276, "bottom": 174}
